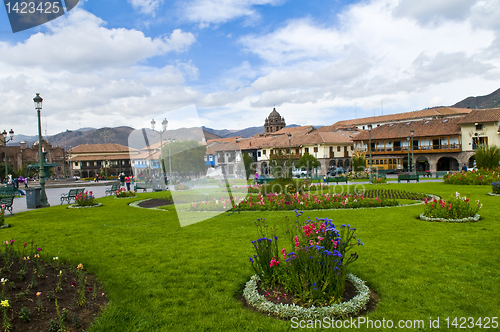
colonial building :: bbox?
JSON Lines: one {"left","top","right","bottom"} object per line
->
{"left": 69, "top": 144, "right": 139, "bottom": 178}
{"left": 264, "top": 108, "right": 286, "bottom": 133}
{"left": 459, "top": 108, "right": 500, "bottom": 151}
{"left": 1, "top": 139, "right": 66, "bottom": 178}
{"left": 353, "top": 117, "right": 467, "bottom": 172}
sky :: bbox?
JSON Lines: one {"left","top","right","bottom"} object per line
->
{"left": 1, "top": 0, "right": 500, "bottom": 136}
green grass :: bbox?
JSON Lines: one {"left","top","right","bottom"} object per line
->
{"left": 2, "top": 183, "right": 499, "bottom": 331}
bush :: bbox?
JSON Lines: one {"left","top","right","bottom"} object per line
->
{"left": 0, "top": 204, "right": 5, "bottom": 226}
{"left": 115, "top": 188, "right": 135, "bottom": 198}
{"left": 249, "top": 215, "right": 362, "bottom": 307}
{"left": 423, "top": 193, "right": 482, "bottom": 219}
{"left": 259, "top": 179, "right": 311, "bottom": 196}
{"left": 474, "top": 145, "right": 500, "bottom": 170}
{"left": 371, "top": 177, "right": 387, "bottom": 184}
{"left": 443, "top": 169, "right": 500, "bottom": 185}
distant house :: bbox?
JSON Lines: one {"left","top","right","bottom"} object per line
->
{"left": 458, "top": 108, "right": 500, "bottom": 150}
{"left": 69, "top": 143, "right": 139, "bottom": 178}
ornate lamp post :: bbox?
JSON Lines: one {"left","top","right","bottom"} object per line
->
{"left": 368, "top": 124, "right": 372, "bottom": 183}
{"left": 34, "top": 93, "right": 49, "bottom": 207}
{"left": 104, "top": 155, "right": 107, "bottom": 180}
{"left": 410, "top": 129, "right": 414, "bottom": 174}
{"left": 1, "top": 129, "right": 14, "bottom": 181}
{"left": 287, "top": 133, "right": 292, "bottom": 178}
{"left": 151, "top": 118, "right": 168, "bottom": 186}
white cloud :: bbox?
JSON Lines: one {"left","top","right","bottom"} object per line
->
{"left": 394, "top": 0, "right": 473, "bottom": 25}
{"left": 128, "top": 0, "right": 164, "bottom": 16}
{"left": 0, "top": 10, "right": 196, "bottom": 71}
{"left": 180, "top": 0, "right": 282, "bottom": 27}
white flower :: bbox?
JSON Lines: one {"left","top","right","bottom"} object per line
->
{"left": 0, "top": 278, "right": 7, "bottom": 284}
{"left": 456, "top": 192, "right": 460, "bottom": 198}
{"left": 53, "top": 257, "right": 59, "bottom": 260}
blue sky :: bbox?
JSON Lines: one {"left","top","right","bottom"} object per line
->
{"left": 1, "top": 0, "right": 499, "bottom": 136}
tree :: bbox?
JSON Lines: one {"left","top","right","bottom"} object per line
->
{"left": 162, "top": 140, "right": 207, "bottom": 176}
{"left": 295, "top": 152, "right": 320, "bottom": 175}
{"left": 474, "top": 145, "right": 500, "bottom": 170}
{"left": 351, "top": 151, "right": 367, "bottom": 173}
{"left": 243, "top": 153, "right": 253, "bottom": 180}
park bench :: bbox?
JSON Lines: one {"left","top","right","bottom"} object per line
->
{"left": 416, "top": 171, "right": 433, "bottom": 178}
{"left": 435, "top": 171, "right": 450, "bottom": 178}
{"left": 134, "top": 182, "right": 154, "bottom": 192}
{"left": 397, "top": 174, "right": 420, "bottom": 183}
{"left": 105, "top": 183, "right": 120, "bottom": 196}
{"left": 60, "top": 188, "right": 85, "bottom": 205}
{"left": 0, "top": 195, "right": 15, "bottom": 214}
{"left": 327, "top": 176, "right": 349, "bottom": 184}
{"left": 0, "top": 186, "right": 20, "bottom": 196}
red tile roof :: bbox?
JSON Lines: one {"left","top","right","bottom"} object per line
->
{"left": 70, "top": 143, "right": 138, "bottom": 154}
{"left": 354, "top": 117, "right": 461, "bottom": 141}
{"left": 458, "top": 108, "right": 500, "bottom": 124}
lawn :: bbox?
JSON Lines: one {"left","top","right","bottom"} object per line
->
{"left": 1, "top": 182, "right": 499, "bottom": 331}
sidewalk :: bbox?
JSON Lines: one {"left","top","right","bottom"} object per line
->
{"left": 6, "top": 184, "right": 111, "bottom": 216}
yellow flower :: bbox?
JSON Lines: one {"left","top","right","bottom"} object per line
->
{"left": 1, "top": 300, "right": 9, "bottom": 307}
{"left": 77, "top": 263, "right": 83, "bottom": 270}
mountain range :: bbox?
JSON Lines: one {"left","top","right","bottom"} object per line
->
{"left": 8, "top": 88, "right": 500, "bottom": 149}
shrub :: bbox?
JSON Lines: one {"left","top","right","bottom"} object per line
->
{"left": 74, "top": 191, "right": 97, "bottom": 206}
{"left": 249, "top": 214, "right": 362, "bottom": 307}
{"left": 18, "top": 306, "right": 31, "bottom": 323}
{"left": 492, "top": 182, "right": 500, "bottom": 194}
{"left": 371, "top": 177, "right": 387, "bottom": 184}
{"left": 351, "top": 152, "right": 366, "bottom": 173}
{"left": 423, "top": 193, "right": 482, "bottom": 219}
{"left": 0, "top": 205, "right": 4, "bottom": 226}
{"left": 259, "top": 178, "right": 311, "bottom": 196}
{"left": 474, "top": 145, "right": 500, "bottom": 170}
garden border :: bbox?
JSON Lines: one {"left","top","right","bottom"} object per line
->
{"left": 418, "top": 213, "right": 481, "bottom": 223}
{"left": 68, "top": 203, "right": 103, "bottom": 209}
{"left": 243, "top": 273, "right": 370, "bottom": 320}
{"left": 487, "top": 192, "right": 500, "bottom": 196}
{"left": 128, "top": 198, "right": 171, "bottom": 212}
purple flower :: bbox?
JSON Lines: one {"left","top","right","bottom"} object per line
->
{"left": 37, "top": 248, "right": 42, "bottom": 252}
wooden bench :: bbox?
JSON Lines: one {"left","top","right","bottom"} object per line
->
{"left": 105, "top": 183, "right": 120, "bottom": 196}
{"left": 328, "top": 176, "right": 348, "bottom": 184}
{"left": 397, "top": 174, "right": 420, "bottom": 183}
{"left": 416, "top": 171, "right": 433, "bottom": 178}
{"left": 60, "top": 188, "right": 85, "bottom": 205}
{"left": 134, "top": 182, "right": 154, "bottom": 192}
{"left": 0, "top": 196, "right": 15, "bottom": 214}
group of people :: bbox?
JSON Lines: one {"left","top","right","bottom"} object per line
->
{"left": 6, "top": 174, "right": 28, "bottom": 189}
{"left": 119, "top": 173, "right": 134, "bottom": 191}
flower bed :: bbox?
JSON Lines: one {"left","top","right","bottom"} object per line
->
{"left": 443, "top": 169, "right": 500, "bottom": 185}
{"left": 371, "top": 177, "right": 387, "bottom": 184}
{"left": 421, "top": 192, "right": 482, "bottom": 222}
{"left": 244, "top": 214, "right": 368, "bottom": 318}
{"left": 491, "top": 182, "right": 500, "bottom": 194}
{"left": 74, "top": 191, "right": 98, "bottom": 207}
{"left": 115, "top": 188, "right": 136, "bottom": 198}
{"left": 0, "top": 240, "right": 107, "bottom": 331}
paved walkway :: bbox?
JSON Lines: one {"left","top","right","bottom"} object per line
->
{"left": 6, "top": 185, "right": 112, "bottom": 215}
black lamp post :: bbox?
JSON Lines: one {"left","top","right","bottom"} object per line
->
{"left": 1, "top": 129, "right": 14, "bottom": 182}
{"left": 104, "top": 155, "right": 107, "bottom": 180}
{"left": 151, "top": 118, "right": 168, "bottom": 177}
{"left": 368, "top": 124, "right": 372, "bottom": 183}
{"left": 34, "top": 93, "right": 49, "bottom": 207}
{"left": 287, "top": 133, "right": 292, "bottom": 178}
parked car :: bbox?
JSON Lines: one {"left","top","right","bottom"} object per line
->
{"left": 292, "top": 168, "right": 308, "bottom": 178}
{"left": 327, "top": 167, "right": 346, "bottom": 177}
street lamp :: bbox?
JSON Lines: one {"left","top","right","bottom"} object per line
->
{"left": 410, "top": 129, "right": 414, "bottom": 174}
{"left": 1, "top": 129, "right": 14, "bottom": 182}
{"left": 34, "top": 93, "right": 49, "bottom": 207}
{"left": 104, "top": 155, "right": 107, "bottom": 180}
{"left": 368, "top": 124, "right": 372, "bottom": 183}
{"left": 151, "top": 118, "right": 168, "bottom": 188}
{"left": 168, "top": 138, "right": 175, "bottom": 186}
{"left": 406, "top": 136, "right": 410, "bottom": 172}
{"left": 287, "top": 133, "right": 292, "bottom": 178}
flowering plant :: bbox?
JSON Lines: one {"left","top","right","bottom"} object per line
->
{"left": 115, "top": 188, "right": 135, "bottom": 198}
{"left": 74, "top": 191, "right": 97, "bottom": 207}
{"left": 444, "top": 169, "right": 500, "bottom": 185}
{"left": 249, "top": 212, "right": 362, "bottom": 307}
{"left": 491, "top": 182, "right": 500, "bottom": 194}
{"left": 176, "top": 182, "right": 190, "bottom": 190}
{"left": 0, "top": 205, "right": 5, "bottom": 226}
{"left": 423, "top": 192, "right": 482, "bottom": 219}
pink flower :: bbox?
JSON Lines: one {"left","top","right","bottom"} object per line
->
{"left": 282, "top": 248, "right": 286, "bottom": 259}
{"left": 269, "top": 257, "right": 279, "bottom": 267}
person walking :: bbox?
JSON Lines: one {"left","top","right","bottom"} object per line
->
{"left": 119, "top": 173, "right": 125, "bottom": 188}
{"left": 461, "top": 163, "right": 468, "bottom": 172}
{"left": 126, "top": 174, "right": 131, "bottom": 191}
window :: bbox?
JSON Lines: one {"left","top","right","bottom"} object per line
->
{"left": 263, "top": 150, "right": 266, "bottom": 155}
{"left": 375, "top": 160, "right": 379, "bottom": 165}
{"left": 305, "top": 148, "right": 309, "bottom": 153}
{"left": 350, "top": 146, "right": 354, "bottom": 151}
{"left": 475, "top": 124, "right": 483, "bottom": 130}
{"left": 257, "top": 151, "right": 261, "bottom": 157}
{"left": 74, "top": 162, "right": 78, "bottom": 167}
{"left": 270, "top": 150, "right": 274, "bottom": 155}
{"left": 295, "top": 148, "right": 299, "bottom": 154}
{"left": 337, "top": 146, "right": 341, "bottom": 152}
{"left": 314, "top": 147, "right": 318, "bottom": 153}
